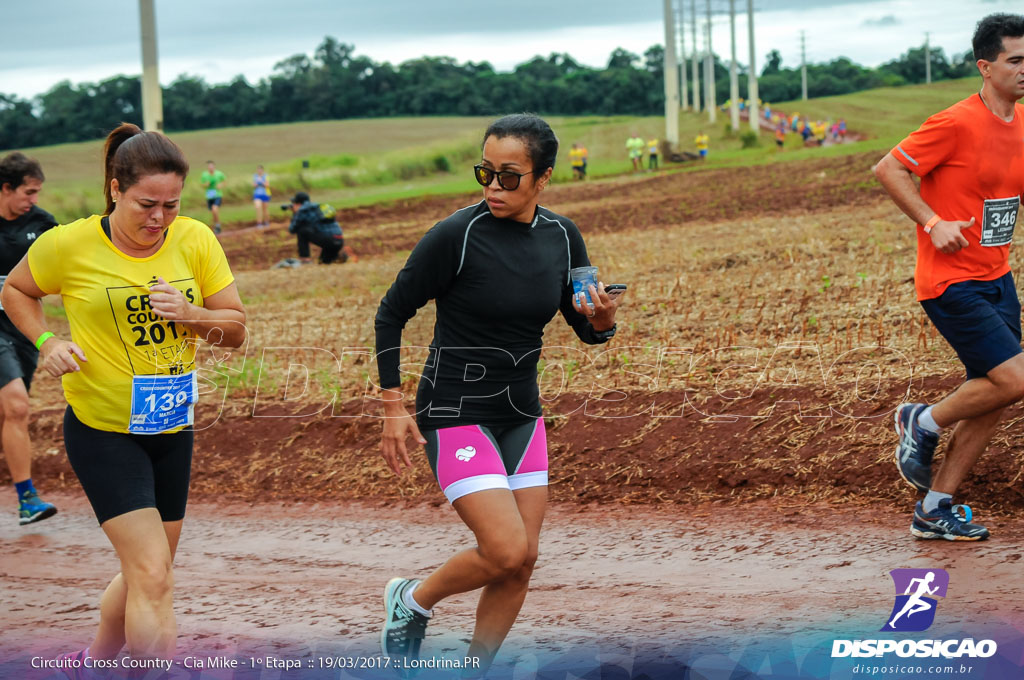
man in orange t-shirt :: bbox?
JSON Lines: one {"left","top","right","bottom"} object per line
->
{"left": 874, "top": 13, "right": 1024, "bottom": 542}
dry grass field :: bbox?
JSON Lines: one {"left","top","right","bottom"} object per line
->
{"left": 17, "top": 146, "right": 1024, "bottom": 513}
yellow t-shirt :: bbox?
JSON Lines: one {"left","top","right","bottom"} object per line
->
{"left": 695, "top": 134, "right": 710, "bottom": 151}
{"left": 27, "top": 215, "right": 235, "bottom": 433}
{"left": 647, "top": 139, "right": 659, "bottom": 154}
{"left": 569, "top": 147, "right": 587, "bottom": 167}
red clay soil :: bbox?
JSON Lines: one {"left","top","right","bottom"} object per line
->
{"left": 218, "top": 150, "right": 889, "bottom": 270}
{"left": 9, "top": 150, "right": 1021, "bottom": 513}
{"left": 13, "top": 373, "right": 1024, "bottom": 514}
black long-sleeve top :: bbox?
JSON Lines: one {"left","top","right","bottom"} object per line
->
{"left": 374, "top": 200, "right": 610, "bottom": 430}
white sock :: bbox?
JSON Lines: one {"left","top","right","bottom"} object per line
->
{"left": 404, "top": 583, "right": 432, "bottom": 618}
{"left": 918, "top": 406, "right": 941, "bottom": 434}
{"left": 923, "top": 491, "right": 952, "bottom": 514}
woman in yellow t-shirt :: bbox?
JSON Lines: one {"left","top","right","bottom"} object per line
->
{"left": 568, "top": 142, "right": 588, "bottom": 180}
{"left": 1, "top": 123, "right": 246, "bottom": 664}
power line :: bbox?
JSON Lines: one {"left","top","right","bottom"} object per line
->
{"left": 925, "top": 32, "right": 931, "bottom": 84}
{"left": 747, "top": 0, "right": 759, "bottom": 134}
{"left": 705, "top": 0, "right": 716, "bottom": 124}
{"left": 139, "top": 0, "right": 163, "bottom": 131}
{"left": 800, "top": 30, "right": 807, "bottom": 101}
{"left": 676, "top": 0, "right": 688, "bottom": 110}
{"left": 670, "top": 0, "right": 761, "bottom": 129}
{"left": 728, "top": 0, "right": 740, "bottom": 132}
{"left": 663, "top": 0, "right": 680, "bottom": 146}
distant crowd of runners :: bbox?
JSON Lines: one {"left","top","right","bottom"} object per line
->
{"left": 0, "top": 10, "right": 1021, "bottom": 679}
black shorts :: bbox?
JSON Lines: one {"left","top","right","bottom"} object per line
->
{"left": 0, "top": 324, "right": 37, "bottom": 392}
{"left": 206, "top": 197, "right": 222, "bottom": 209}
{"left": 63, "top": 406, "right": 193, "bottom": 525}
{"left": 920, "top": 272, "right": 1023, "bottom": 380}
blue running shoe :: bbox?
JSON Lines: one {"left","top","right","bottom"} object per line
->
{"left": 911, "top": 499, "right": 989, "bottom": 541}
{"left": 893, "top": 403, "right": 938, "bottom": 492}
{"left": 381, "top": 578, "right": 428, "bottom": 676}
{"left": 19, "top": 490, "right": 57, "bottom": 525}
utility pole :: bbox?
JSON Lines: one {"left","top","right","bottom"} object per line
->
{"left": 691, "top": 0, "right": 701, "bottom": 112}
{"left": 747, "top": 0, "right": 759, "bottom": 134}
{"left": 663, "top": 0, "right": 680, "bottom": 148}
{"left": 800, "top": 30, "right": 808, "bottom": 101}
{"left": 139, "top": 0, "right": 163, "bottom": 131}
{"left": 925, "top": 32, "right": 931, "bottom": 84}
{"left": 706, "top": 0, "right": 716, "bottom": 124}
{"left": 729, "top": 0, "right": 740, "bottom": 132}
{"left": 678, "top": 0, "right": 688, "bottom": 110}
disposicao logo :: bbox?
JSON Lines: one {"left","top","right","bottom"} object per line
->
{"left": 881, "top": 568, "right": 948, "bottom": 632}
{"left": 831, "top": 568, "right": 997, "bottom": 659}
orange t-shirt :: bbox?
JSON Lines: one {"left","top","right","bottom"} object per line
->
{"left": 891, "top": 94, "right": 1024, "bottom": 300}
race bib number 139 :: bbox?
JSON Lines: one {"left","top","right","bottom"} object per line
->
{"left": 980, "top": 196, "right": 1020, "bottom": 247}
{"left": 129, "top": 371, "right": 198, "bottom": 434}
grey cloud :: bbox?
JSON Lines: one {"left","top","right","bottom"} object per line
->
{"left": 861, "top": 15, "right": 901, "bottom": 28}
{"left": 0, "top": 0, "right": 896, "bottom": 94}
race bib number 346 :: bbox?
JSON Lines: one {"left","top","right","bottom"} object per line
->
{"left": 980, "top": 196, "right": 1020, "bottom": 247}
{"left": 129, "top": 371, "right": 198, "bottom": 434}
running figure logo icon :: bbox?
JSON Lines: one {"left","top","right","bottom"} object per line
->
{"left": 455, "top": 446, "right": 476, "bottom": 462}
{"left": 881, "top": 568, "right": 949, "bottom": 632}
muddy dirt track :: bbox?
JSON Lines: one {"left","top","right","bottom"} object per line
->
{"left": 3, "top": 494, "right": 1023, "bottom": 680}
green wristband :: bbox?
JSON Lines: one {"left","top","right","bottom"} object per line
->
{"left": 34, "top": 331, "right": 55, "bottom": 351}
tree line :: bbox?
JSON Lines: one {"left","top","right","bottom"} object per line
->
{"left": 0, "top": 37, "right": 977, "bottom": 150}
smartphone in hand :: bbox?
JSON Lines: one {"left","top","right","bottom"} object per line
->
{"left": 605, "top": 283, "right": 627, "bottom": 300}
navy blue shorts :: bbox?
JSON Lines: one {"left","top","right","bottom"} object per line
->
{"left": 920, "top": 272, "right": 1022, "bottom": 381}
{"left": 206, "top": 196, "right": 222, "bottom": 209}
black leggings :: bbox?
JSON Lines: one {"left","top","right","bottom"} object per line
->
{"left": 63, "top": 406, "right": 193, "bottom": 525}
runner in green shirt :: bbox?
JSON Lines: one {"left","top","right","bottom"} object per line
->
{"left": 200, "top": 160, "right": 225, "bottom": 234}
{"left": 626, "top": 133, "right": 645, "bottom": 172}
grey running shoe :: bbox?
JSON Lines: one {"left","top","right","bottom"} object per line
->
{"left": 381, "top": 578, "right": 428, "bottom": 675}
{"left": 893, "top": 403, "right": 938, "bottom": 492}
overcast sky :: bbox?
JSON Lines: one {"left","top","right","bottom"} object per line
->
{"left": 1, "top": 0, "right": 1013, "bottom": 99}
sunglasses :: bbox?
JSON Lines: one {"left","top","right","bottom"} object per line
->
{"left": 473, "top": 164, "right": 536, "bottom": 191}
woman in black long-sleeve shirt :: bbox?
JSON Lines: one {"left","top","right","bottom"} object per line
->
{"left": 375, "top": 114, "right": 623, "bottom": 675}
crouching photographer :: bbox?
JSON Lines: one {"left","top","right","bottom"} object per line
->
{"left": 283, "top": 191, "right": 353, "bottom": 264}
